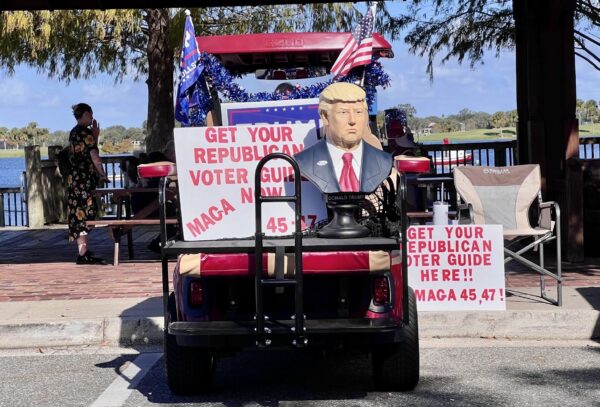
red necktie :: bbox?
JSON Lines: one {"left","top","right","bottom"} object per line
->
{"left": 339, "top": 152, "right": 360, "bottom": 192}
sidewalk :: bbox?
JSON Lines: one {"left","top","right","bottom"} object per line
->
{"left": 0, "top": 227, "right": 598, "bottom": 348}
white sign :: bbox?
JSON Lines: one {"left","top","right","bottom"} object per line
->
{"left": 407, "top": 225, "right": 506, "bottom": 311}
{"left": 174, "top": 123, "right": 328, "bottom": 241}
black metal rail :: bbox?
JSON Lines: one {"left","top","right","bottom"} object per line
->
{"left": 254, "top": 153, "right": 304, "bottom": 347}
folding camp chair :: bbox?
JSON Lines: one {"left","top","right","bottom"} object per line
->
{"left": 453, "top": 164, "right": 562, "bottom": 306}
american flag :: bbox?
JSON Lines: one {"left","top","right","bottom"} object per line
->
{"left": 331, "top": 5, "right": 376, "bottom": 78}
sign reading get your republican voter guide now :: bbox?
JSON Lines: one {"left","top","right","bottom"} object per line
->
{"left": 407, "top": 225, "right": 506, "bottom": 311}
{"left": 174, "top": 123, "right": 328, "bottom": 241}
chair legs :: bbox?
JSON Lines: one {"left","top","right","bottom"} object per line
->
{"left": 504, "top": 233, "right": 562, "bottom": 306}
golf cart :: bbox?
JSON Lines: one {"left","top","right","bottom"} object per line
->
{"left": 146, "top": 31, "right": 421, "bottom": 394}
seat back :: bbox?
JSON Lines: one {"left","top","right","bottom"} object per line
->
{"left": 453, "top": 165, "right": 541, "bottom": 231}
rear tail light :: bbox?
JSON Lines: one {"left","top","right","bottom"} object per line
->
{"left": 373, "top": 276, "right": 390, "bottom": 306}
{"left": 189, "top": 281, "right": 204, "bottom": 307}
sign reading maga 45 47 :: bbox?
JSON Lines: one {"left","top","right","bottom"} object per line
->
{"left": 174, "top": 123, "right": 327, "bottom": 241}
{"left": 407, "top": 225, "right": 506, "bottom": 311}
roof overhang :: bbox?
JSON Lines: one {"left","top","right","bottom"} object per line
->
{"left": 198, "top": 32, "right": 394, "bottom": 74}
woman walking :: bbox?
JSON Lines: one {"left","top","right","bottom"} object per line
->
{"left": 67, "top": 103, "right": 107, "bottom": 265}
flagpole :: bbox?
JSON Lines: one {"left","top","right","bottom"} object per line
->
{"left": 360, "top": 66, "right": 367, "bottom": 88}
{"left": 359, "top": 1, "right": 374, "bottom": 89}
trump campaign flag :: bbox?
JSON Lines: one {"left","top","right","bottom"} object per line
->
{"left": 330, "top": 5, "right": 376, "bottom": 78}
{"left": 175, "top": 10, "right": 204, "bottom": 126}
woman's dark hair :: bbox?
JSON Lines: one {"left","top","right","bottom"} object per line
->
{"left": 274, "top": 82, "right": 294, "bottom": 95}
{"left": 72, "top": 103, "right": 92, "bottom": 119}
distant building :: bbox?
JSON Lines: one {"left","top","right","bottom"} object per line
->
{"left": 422, "top": 122, "right": 437, "bottom": 136}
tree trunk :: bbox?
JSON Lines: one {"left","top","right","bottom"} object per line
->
{"left": 145, "top": 9, "right": 174, "bottom": 153}
{"left": 514, "top": 0, "right": 583, "bottom": 261}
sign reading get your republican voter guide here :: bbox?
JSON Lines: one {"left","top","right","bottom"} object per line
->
{"left": 407, "top": 225, "right": 506, "bottom": 311}
{"left": 174, "top": 123, "right": 328, "bottom": 241}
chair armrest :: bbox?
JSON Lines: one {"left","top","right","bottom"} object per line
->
{"left": 539, "top": 200, "right": 557, "bottom": 209}
{"left": 538, "top": 201, "right": 560, "bottom": 231}
{"left": 455, "top": 202, "right": 473, "bottom": 224}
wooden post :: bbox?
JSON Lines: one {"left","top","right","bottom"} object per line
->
{"left": 565, "top": 158, "right": 584, "bottom": 261}
{"left": 494, "top": 145, "right": 507, "bottom": 167}
{"left": 24, "top": 145, "right": 45, "bottom": 228}
{"left": 0, "top": 194, "right": 4, "bottom": 227}
{"left": 47, "top": 145, "right": 67, "bottom": 222}
{"left": 513, "top": 0, "right": 582, "bottom": 260}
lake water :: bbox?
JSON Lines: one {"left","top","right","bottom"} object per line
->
{"left": 0, "top": 157, "right": 26, "bottom": 188}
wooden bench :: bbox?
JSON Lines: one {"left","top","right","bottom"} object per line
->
{"left": 89, "top": 187, "right": 177, "bottom": 265}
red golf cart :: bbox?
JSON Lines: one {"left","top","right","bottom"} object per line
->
{"left": 149, "top": 31, "right": 420, "bottom": 394}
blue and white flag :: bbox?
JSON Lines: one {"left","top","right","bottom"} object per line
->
{"left": 175, "top": 11, "right": 204, "bottom": 126}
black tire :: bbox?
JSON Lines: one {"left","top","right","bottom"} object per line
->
{"left": 372, "top": 287, "right": 420, "bottom": 391}
{"left": 164, "top": 293, "right": 215, "bottom": 394}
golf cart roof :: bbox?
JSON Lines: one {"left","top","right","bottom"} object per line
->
{"left": 196, "top": 32, "right": 393, "bottom": 75}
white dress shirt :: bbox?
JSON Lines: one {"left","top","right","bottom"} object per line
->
{"left": 325, "top": 138, "right": 363, "bottom": 186}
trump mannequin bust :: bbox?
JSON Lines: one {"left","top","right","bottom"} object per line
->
{"left": 294, "top": 82, "right": 393, "bottom": 194}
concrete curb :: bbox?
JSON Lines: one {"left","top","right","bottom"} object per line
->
{"left": 419, "top": 310, "right": 600, "bottom": 340}
{"left": 0, "top": 317, "right": 164, "bottom": 349}
{"left": 0, "top": 310, "right": 598, "bottom": 349}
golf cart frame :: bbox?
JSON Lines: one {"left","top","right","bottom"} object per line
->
{"left": 151, "top": 31, "right": 419, "bottom": 394}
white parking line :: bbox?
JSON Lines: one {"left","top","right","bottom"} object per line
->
{"left": 89, "top": 352, "right": 162, "bottom": 407}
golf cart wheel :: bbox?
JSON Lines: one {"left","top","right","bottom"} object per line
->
{"left": 165, "top": 293, "right": 215, "bottom": 394}
{"left": 372, "top": 287, "right": 420, "bottom": 391}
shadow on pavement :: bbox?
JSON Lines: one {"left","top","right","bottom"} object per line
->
{"left": 577, "top": 287, "right": 600, "bottom": 342}
{"left": 94, "top": 296, "right": 164, "bottom": 387}
{"left": 0, "top": 227, "right": 161, "bottom": 264}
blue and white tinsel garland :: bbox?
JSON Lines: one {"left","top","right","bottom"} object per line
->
{"left": 194, "top": 52, "right": 391, "bottom": 125}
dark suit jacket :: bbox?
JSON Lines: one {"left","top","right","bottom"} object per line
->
{"left": 294, "top": 139, "right": 393, "bottom": 194}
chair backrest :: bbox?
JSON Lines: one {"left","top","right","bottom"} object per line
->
{"left": 453, "top": 165, "right": 541, "bottom": 230}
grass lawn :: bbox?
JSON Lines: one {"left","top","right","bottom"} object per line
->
{"left": 417, "top": 128, "right": 517, "bottom": 143}
{"left": 0, "top": 147, "right": 49, "bottom": 158}
{"left": 419, "top": 123, "right": 600, "bottom": 143}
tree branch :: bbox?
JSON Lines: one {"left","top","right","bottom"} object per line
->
{"left": 575, "top": 29, "right": 600, "bottom": 48}
{"left": 575, "top": 51, "right": 600, "bottom": 70}
{"left": 574, "top": 42, "right": 600, "bottom": 65}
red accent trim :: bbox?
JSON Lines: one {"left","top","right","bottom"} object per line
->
{"left": 196, "top": 32, "right": 392, "bottom": 55}
{"left": 394, "top": 157, "right": 431, "bottom": 174}
{"left": 138, "top": 162, "right": 176, "bottom": 179}
{"left": 198, "top": 251, "right": 378, "bottom": 276}
{"left": 366, "top": 310, "right": 389, "bottom": 319}
{"left": 391, "top": 261, "right": 403, "bottom": 319}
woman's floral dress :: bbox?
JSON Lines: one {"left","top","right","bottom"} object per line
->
{"left": 67, "top": 125, "right": 99, "bottom": 240}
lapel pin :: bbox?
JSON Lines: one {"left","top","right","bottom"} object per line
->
{"left": 317, "top": 160, "right": 328, "bottom": 166}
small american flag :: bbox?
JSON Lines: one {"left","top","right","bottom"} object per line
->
{"left": 331, "top": 5, "right": 376, "bottom": 78}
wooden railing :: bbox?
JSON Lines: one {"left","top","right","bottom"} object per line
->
{"left": 98, "top": 154, "right": 131, "bottom": 217}
{"left": 1, "top": 140, "right": 599, "bottom": 228}
{"left": 0, "top": 182, "right": 28, "bottom": 227}
{"left": 423, "top": 140, "right": 517, "bottom": 175}
{"left": 579, "top": 136, "right": 600, "bottom": 159}
{"left": 101, "top": 154, "right": 130, "bottom": 188}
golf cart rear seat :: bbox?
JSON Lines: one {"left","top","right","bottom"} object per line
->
{"left": 176, "top": 250, "right": 401, "bottom": 277}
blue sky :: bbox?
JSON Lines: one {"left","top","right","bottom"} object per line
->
{"left": 0, "top": 37, "right": 599, "bottom": 133}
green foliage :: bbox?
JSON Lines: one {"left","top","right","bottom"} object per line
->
{"left": 576, "top": 98, "right": 600, "bottom": 123}
{"left": 382, "top": 0, "right": 599, "bottom": 78}
{"left": 0, "top": 10, "right": 145, "bottom": 81}
{"left": 0, "top": 122, "right": 50, "bottom": 146}
{"left": 0, "top": 6, "right": 359, "bottom": 151}
{"left": 48, "top": 130, "right": 69, "bottom": 146}
{"left": 379, "top": 106, "right": 516, "bottom": 135}
{"left": 102, "top": 125, "right": 127, "bottom": 144}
